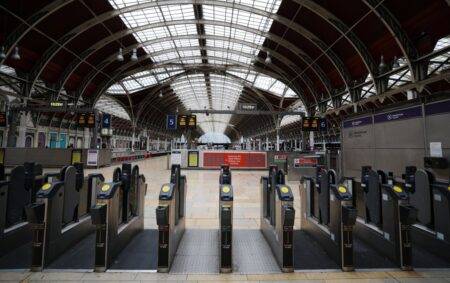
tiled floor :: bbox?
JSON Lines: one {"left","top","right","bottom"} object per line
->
{"left": 1, "top": 156, "right": 450, "bottom": 282}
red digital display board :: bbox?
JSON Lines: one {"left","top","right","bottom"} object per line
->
{"left": 202, "top": 151, "right": 267, "bottom": 169}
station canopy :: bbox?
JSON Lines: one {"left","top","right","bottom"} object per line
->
{"left": 105, "top": 0, "right": 299, "bottom": 134}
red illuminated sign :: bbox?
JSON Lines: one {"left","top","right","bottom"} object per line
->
{"left": 203, "top": 151, "right": 267, "bottom": 169}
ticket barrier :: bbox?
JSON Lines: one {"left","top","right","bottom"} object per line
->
{"left": 26, "top": 164, "right": 101, "bottom": 271}
{"left": 260, "top": 165, "right": 295, "bottom": 272}
{"left": 301, "top": 168, "right": 356, "bottom": 271}
{"left": 0, "top": 163, "right": 44, "bottom": 256}
{"left": 219, "top": 164, "right": 233, "bottom": 273}
{"left": 156, "top": 164, "right": 186, "bottom": 272}
{"left": 349, "top": 166, "right": 417, "bottom": 270}
{"left": 403, "top": 166, "right": 450, "bottom": 262}
{"left": 91, "top": 164, "right": 146, "bottom": 272}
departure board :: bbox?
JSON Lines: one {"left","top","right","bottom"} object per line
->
{"left": 178, "top": 115, "right": 196, "bottom": 129}
{"left": 0, "top": 112, "right": 6, "bottom": 127}
{"left": 78, "top": 113, "right": 96, "bottom": 128}
{"left": 301, "top": 117, "right": 327, "bottom": 131}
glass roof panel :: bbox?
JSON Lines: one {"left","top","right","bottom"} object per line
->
{"left": 95, "top": 96, "right": 131, "bottom": 120}
{"left": 428, "top": 36, "right": 449, "bottom": 75}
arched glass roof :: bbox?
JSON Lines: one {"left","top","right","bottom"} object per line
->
{"left": 105, "top": 0, "right": 304, "bottom": 134}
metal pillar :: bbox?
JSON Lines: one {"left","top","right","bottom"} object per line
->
{"left": 83, "top": 128, "right": 90, "bottom": 149}
{"left": 309, "top": 132, "right": 315, "bottom": 151}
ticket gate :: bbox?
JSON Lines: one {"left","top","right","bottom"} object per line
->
{"left": 403, "top": 166, "right": 450, "bottom": 262}
{"left": 26, "top": 164, "right": 100, "bottom": 271}
{"left": 260, "top": 165, "right": 295, "bottom": 272}
{"left": 219, "top": 164, "right": 233, "bottom": 273}
{"left": 301, "top": 168, "right": 356, "bottom": 271}
{"left": 349, "top": 166, "right": 417, "bottom": 270}
{"left": 0, "top": 163, "right": 44, "bottom": 256}
{"left": 156, "top": 164, "right": 186, "bottom": 272}
{"left": 91, "top": 164, "right": 146, "bottom": 272}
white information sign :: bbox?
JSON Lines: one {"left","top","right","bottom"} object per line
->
{"left": 430, "top": 142, "right": 443, "bottom": 157}
{"left": 171, "top": 150, "right": 182, "bottom": 165}
{"left": 87, "top": 149, "right": 99, "bottom": 166}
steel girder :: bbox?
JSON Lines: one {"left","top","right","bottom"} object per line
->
{"left": 137, "top": 70, "right": 280, "bottom": 127}
{"left": 80, "top": 53, "right": 306, "bottom": 107}
{"left": 361, "top": 0, "right": 418, "bottom": 80}
{"left": 89, "top": 60, "right": 282, "bottom": 117}
{"left": 121, "top": 67, "right": 278, "bottom": 120}
{"left": 291, "top": 0, "right": 377, "bottom": 79}
{"left": 28, "top": 0, "right": 351, "bottom": 100}
{"left": 94, "top": 61, "right": 298, "bottom": 124}
{"left": 323, "top": 71, "right": 450, "bottom": 117}
{"left": 56, "top": 29, "right": 331, "bottom": 102}
{"left": 0, "top": 0, "right": 74, "bottom": 66}
{"left": 114, "top": 44, "right": 311, "bottom": 94}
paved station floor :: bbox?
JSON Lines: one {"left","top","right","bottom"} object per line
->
{"left": 2, "top": 156, "right": 450, "bottom": 282}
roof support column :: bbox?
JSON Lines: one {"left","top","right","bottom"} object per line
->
{"left": 16, "top": 112, "right": 27, "bottom": 148}
{"left": 275, "top": 115, "right": 282, "bottom": 152}
{"left": 83, "top": 127, "right": 90, "bottom": 149}
{"left": 309, "top": 131, "right": 315, "bottom": 151}
{"left": 146, "top": 130, "right": 150, "bottom": 152}
{"left": 92, "top": 109, "right": 99, "bottom": 149}
{"left": 131, "top": 126, "right": 136, "bottom": 152}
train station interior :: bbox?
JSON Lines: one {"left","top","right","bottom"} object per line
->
{"left": 0, "top": 0, "right": 449, "bottom": 282}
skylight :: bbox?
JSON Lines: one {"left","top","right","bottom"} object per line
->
{"left": 95, "top": 96, "right": 131, "bottom": 120}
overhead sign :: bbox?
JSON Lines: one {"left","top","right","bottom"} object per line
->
{"left": 78, "top": 113, "right": 86, "bottom": 127}
{"left": 78, "top": 113, "right": 96, "bottom": 128}
{"left": 178, "top": 115, "right": 187, "bottom": 127}
{"left": 102, "top": 114, "right": 111, "bottom": 128}
{"left": 0, "top": 112, "right": 7, "bottom": 127}
{"left": 238, "top": 103, "right": 257, "bottom": 111}
{"left": 302, "top": 117, "right": 327, "bottom": 131}
{"left": 177, "top": 115, "right": 197, "bottom": 129}
{"left": 49, "top": 101, "right": 66, "bottom": 108}
{"left": 187, "top": 115, "right": 196, "bottom": 128}
{"left": 86, "top": 113, "right": 96, "bottom": 128}
{"left": 167, "top": 114, "right": 177, "bottom": 130}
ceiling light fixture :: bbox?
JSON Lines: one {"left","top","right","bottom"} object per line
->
{"left": 0, "top": 46, "right": 6, "bottom": 60}
{"left": 378, "top": 55, "right": 387, "bottom": 73}
{"left": 12, "top": 46, "right": 20, "bottom": 60}
{"left": 392, "top": 56, "right": 400, "bottom": 69}
{"left": 265, "top": 51, "right": 272, "bottom": 64}
{"left": 117, "top": 48, "right": 124, "bottom": 61}
{"left": 131, "top": 48, "right": 138, "bottom": 61}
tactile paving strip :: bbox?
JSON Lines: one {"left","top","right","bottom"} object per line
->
{"left": 170, "top": 229, "right": 219, "bottom": 274}
{"left": 232, "top": 229, "right": 280, "bottom": 274}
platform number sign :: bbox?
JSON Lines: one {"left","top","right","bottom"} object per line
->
{"left": 319, "top": 118, "right": 327, "bottom": 131}
{"left": 167, "top": 114, "right": 177, "bottom": 130}
{"left": 102, "top": 114, "right": 111, "bottom": 128}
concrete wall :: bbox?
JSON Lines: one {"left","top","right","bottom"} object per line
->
{"left": 342, "top": 99, "right": 450, "bottom": 180}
